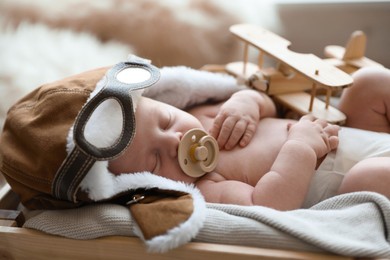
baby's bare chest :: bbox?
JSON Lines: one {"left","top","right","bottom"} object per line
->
{"left": 214, "top": 118, "right": 293, "bottom": 186}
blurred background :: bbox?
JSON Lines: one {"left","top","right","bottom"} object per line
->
{"left": 0, "top": 0, "right": 389, "bottom": 130}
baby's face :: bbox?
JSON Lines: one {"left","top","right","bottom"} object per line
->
{"left": 109, "top": 97, "right": 204, "bottom": 183}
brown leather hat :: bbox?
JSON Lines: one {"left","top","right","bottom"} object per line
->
{"left": 0, "top": 57, "right": 162, "bottom": 210}
{"left": 0, "top": 57, "right": 245, "bottom": 251}
{"left": 0, "top": 67, "right": 107, "bottom": 209}
{"left": 0, "top": 56, "right": 239, "bottom": 211}
{"left": 1, "top": 57, "right": 244, "bottom": 252}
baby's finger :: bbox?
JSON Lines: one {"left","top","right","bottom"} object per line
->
{"left": 324, "top": 124, "right": 340, "bottom": 137}
{"left": 300, "top": 114, "right": 316, "bottom": 121}
{"left": 328, "top": 136, "right": 339, "bottom": 150}
{"left": 225, "top": 120, "right": 247, "bottom": 150}
{"left": 240, "top": 122, "right": 256, "bottom": 147}
{"left": 217, "top": 117, "right": 237, "bottom": 148}
{"left": 209, "top": 113, "right": 226, "bottom": 139}
{"left": 315, "top": 118, "right": 328, "bottom": 128}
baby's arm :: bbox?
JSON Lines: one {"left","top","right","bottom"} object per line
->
{"left": 197, "top": 115, "right": 339, "bottom": 210}
{"left": 197, "top": 139, "right": 317, "bottom": 210}
{"left": 210, "top": 89, "right": 276, "bottom": 150}
{"left": 253, "top": 116, "right": 339, "bottom": 209}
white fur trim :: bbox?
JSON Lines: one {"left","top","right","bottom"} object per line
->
{"left": 144, "top": 66, "right": 243, "bottom": 109}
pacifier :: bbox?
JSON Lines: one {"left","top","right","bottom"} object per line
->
{"left": 178, "top": 128, "right": 219, "bottom": 177}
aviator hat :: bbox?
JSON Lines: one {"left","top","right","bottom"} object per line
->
{"left": 0, "top": 55, "right": 240, "bottom": 251}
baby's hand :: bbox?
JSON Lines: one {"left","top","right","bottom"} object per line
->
{"left": 210, "top": 94, "right": 260, "bottom": 150}
{"left": 287, "top": 115, "right": 339, "bottom": 158}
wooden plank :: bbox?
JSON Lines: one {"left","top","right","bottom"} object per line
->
{"left": 0, "top": 226, "right": 353, "bottom": 260}
{"left": 0, "top": 209, "right": 24, "bottom": 226}
{"left": 0, "top": 219, "right": 17, "bottom": 227}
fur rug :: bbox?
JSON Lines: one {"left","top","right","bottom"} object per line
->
{"left": 0, "top": 20, "right": 133, "bottom": 129}
{"left": 0, "top": 0, "right": 280, "bottom": 129}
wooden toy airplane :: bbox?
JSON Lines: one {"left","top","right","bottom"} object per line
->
{"left": 324, "top": 30, "right": 384, "bottom": 74}
{"left": 225, "top": 23, "right": 355, "bottom": 124}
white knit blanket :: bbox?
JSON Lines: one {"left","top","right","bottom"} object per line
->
{"left": 24, "top": 191, "right": 390, "bottom": 258}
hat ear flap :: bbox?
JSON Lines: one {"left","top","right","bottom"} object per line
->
{"left": 127, "top": 188, "right": 205, "bottom": 253}
{"left": 129, "top": 189, "right": 193, "bottom": 239}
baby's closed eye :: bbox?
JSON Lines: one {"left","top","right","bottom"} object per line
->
{"left": 161, "top": 110, "right": 172, "bottom": 130}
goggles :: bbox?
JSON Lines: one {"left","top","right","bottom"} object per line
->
{"left": 52, "top": 56, "right": 160, "bottom": 202}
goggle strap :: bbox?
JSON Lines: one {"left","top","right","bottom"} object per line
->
{"left": 52, "top": 147, "right": 96, "bottom": 201}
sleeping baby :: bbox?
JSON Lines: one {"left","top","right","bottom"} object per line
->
{"left": 1, "top": 55, "right": 389, "bottom": 211}
{"left": 109, "top": 66, "right": 390, "bottom": 211}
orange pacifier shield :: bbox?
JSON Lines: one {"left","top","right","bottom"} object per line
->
{"left": 178, "top": 128, "right": 219, "bottom": 177}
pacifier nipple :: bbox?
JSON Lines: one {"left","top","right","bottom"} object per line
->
{"left": 178, "top": 128, "right": 219, "bottom": 177}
